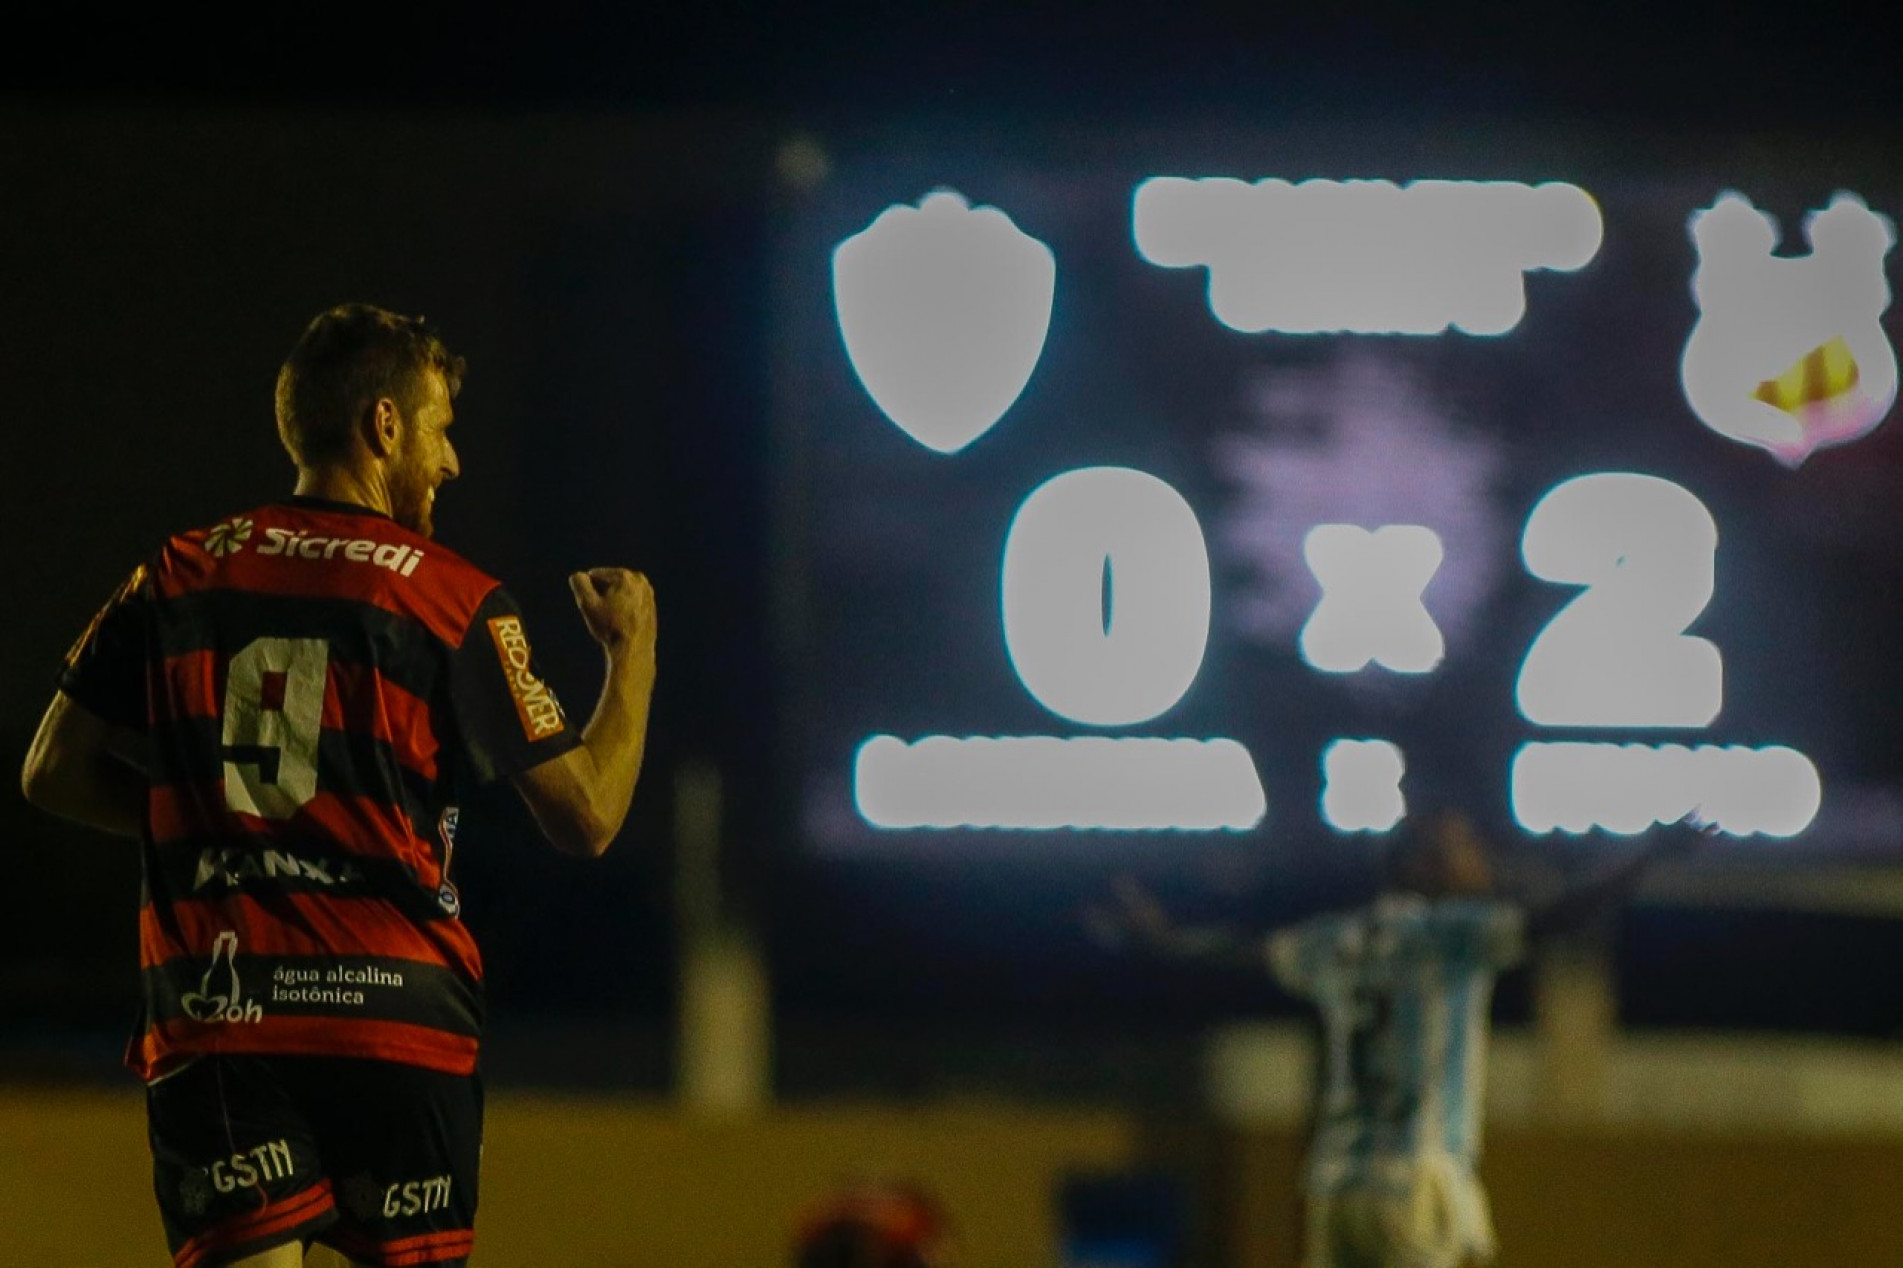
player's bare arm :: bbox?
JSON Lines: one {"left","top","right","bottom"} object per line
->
{"left": 510, "top": 566, "right": 658, "bottom": 858}
{"left": 20, "top": 690, "right": 148, "bottom": 839}
{"left": 1525, "top": 810, "right": 1717, "bottom": 941}
{"left": 1084, "top": 876, "right": 1265, "bottom": 968}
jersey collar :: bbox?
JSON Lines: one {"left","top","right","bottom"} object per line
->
{"left": 283, "top": 495, "right": 397, "bottom": 522}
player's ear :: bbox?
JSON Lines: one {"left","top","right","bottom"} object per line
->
{"left": 365, "top": 397, "right": 403, "bottom": 458}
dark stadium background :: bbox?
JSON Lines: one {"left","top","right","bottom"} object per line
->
{"left": 4, "top": 2, "right": 1901, "bottom": 1103}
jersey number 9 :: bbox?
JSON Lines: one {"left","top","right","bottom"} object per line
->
{"left": 221, "top": 636, "right": 330, "bottom": 819}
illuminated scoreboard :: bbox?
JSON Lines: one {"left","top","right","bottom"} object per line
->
{"left": 767, "top": 129, "right": 1902, "bottom": 857}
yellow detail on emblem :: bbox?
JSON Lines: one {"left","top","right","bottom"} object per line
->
{"left": 1753, "top": 335, "right": 1861, "bottom": 413}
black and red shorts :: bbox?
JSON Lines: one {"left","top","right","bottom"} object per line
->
{"left": 146, "top": 1054, "right": 482, "bottom": 1268}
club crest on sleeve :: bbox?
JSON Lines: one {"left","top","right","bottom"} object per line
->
{"left": 436, "top": 807, "right": 464, "bottom": 916}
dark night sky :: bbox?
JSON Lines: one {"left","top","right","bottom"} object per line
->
{"left": 5, "top": 1, "right": 1901, "bottom": 130}
{"left": 4, "top": 4, "right": 1901, "bottom": 1084}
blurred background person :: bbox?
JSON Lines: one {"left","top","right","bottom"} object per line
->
{"left": 791, "top": 1179, "right": 957, "bottom": 1268}
{"left": 1091, "top": 806, "right": 1711, "bottom": 1268}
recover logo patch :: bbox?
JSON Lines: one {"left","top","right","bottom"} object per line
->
{"left": 487, "top": 615, "right": 567, "bottom": 740}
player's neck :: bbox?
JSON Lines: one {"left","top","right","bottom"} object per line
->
{"left": 293, "top": 465, "right": 395, "bottom": 519}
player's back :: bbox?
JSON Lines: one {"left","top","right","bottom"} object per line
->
{"left": 102, "top": 497, "right": 508, "bottom": 1080}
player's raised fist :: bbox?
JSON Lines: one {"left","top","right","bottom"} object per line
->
{"left": 567, "top": 567, "right": 656, "bottom": 654}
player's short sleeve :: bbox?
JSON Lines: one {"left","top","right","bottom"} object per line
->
{"left": 55, "top": 562, "right": 152, "bottom": 731}
{"left": 449, "top": 586, "right": 584, "bottom": 785}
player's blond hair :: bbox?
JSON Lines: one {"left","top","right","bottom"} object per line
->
{"left": 275, "top": 303, "right": 466, "bottom": 467}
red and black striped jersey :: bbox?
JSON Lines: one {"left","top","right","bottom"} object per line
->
{"left": 57, "top": 497, "right": 582, "bottom": 1082}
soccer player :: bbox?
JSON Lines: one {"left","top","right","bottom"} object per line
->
{"left": 1091, "top": 807, "right": 1709, "bottom": 1268}
{"left": 19, "top": 303, "right": 658, "bottom": 1268}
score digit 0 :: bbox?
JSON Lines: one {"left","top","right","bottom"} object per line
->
{"left": 1002, "top": 467, "right": 1211, "bottom": 726}
{"left": 855, "top": 466, "right": 1267, "bottom": 832}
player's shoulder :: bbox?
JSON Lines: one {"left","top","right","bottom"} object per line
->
{"left": 340, "top": 514, "right": 506, "bottom": 635}
{"left": 395, "top": 529, "right": 495, "bottom": 595}
{"left": 159, "top": 502, "right": 299, "bottom": 561}
{"left": 1415, "top": 898, "right": 1523, "bottom": 963}
{"left": 144, "top": 505, "right": 270, "bottom": 586}
{"left": 1289, "top": 904, "right": 1365, "bottom": 950}
{"left": 371, "top": 523, "right": 513, "bottom": 646}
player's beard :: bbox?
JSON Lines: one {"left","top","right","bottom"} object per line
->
{"left": 389, "top": 447, "right": 436, "bottom": 538}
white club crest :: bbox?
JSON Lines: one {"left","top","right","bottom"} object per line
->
{"left": 1680, "top": 190, "right": 1897, "bottom": 466}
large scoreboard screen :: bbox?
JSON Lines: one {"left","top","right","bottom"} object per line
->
{"left": 768, "top": 125, "right": 1903, "bottom": 872}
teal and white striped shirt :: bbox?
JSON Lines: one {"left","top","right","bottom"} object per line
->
{"left": 1269, "top": 894, "right": 1525, "bottom": 1195}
